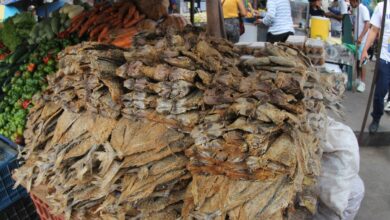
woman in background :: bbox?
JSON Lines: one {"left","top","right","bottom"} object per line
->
{"left": 309, "top": 0, "right": 326, "bottom": 17}
{"left": 222, "top": 0, "right": 247, "bottom": 43}
{"left": 255, "top": 0, "right": 295, "bottom": 43}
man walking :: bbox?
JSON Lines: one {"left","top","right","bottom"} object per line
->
{"left": 360, "top": 0, "right": 390, "bottom": 133}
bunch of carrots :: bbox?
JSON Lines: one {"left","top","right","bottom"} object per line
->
{"left": 66, "top": 1, "right": 145, "bottom": 48}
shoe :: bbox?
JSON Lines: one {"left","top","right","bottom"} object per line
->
{"left": 356, "top": 81, "right": 366, "bottom": 93}
{"left": 369, "top": 121, "right": 379, "bottom": 134}
{"left": 385, "top": 101, "right": 390, "bottom": 112}
{"left": 384, "top": 93, "right": 388, "bottom": 102}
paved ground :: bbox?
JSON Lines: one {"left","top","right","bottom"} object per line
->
{"left": 355, "top": 146, "right": 390, "bottom": 220}
{"left": 331, "top": 60, "right": 390, "bottom": 134}
{"left": 331, "top": 62, "right": 390, "bottom": 220}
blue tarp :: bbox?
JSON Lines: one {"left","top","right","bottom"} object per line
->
{"left": 36, "top": 0, "right": 65, "bottom": 17}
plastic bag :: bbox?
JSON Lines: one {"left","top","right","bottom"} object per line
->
{"left": 314, "top": 117, "right": 364, "bottom": 219}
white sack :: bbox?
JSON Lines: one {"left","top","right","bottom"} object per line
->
{"left": 315, "top": 117, "right": 364, "bottom": 219}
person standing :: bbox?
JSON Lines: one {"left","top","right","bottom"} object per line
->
{"left": 350, "top": 0, "right": 371, "bottom": 92}
{"left": 309, "top": 0, "right": 326, "bottom": 17}
{"left": 169, "top": 0, "right": 178, "bottom": 14}
{"left": 327, "top": 0, "right": 349, "bottom": 37}
{"left": 222, "top": 0, "right": 248, "bottom": 43}
{"left": 255, "top": 0, "right": 295, "bottom": 43}
{"left": 360, "top": 0, "right": 390, "bottom": 133}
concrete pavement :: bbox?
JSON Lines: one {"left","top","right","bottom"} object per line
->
{"left": 355, "top": 146, "right": 390, "bottom": 220}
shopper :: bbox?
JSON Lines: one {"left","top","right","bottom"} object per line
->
{"left": 360, "top": 0, "right": 390, "bottom": 133}
{"left": 385, "top": 89, "right": 390, "bottom": 112}
{"left": 222, "top": 0, "right": 247, "bottom": 43}
{"left": 309, "top": 0, "right": 326, "bottom": 17}
{"left": 327, "top": 0, "right": 349, "bottom": 37}
{"left": 351, "top": 0, "right": 371, "bottom": 92}
{"left": 169, "top": 0, "right": 178, "bottom": 14}
{"left": 254, "top": 0, "right": 295, "bottom": 43}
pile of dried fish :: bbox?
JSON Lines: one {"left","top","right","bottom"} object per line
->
{"left": 14, "top": 27, "right": 344, "bottom": 219}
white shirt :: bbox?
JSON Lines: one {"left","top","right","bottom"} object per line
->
{"left": 330, "top": 0, "right": 348, "bottom": 32}
{"left": 263, "top": 0, "right": 295, "bottom": 35}
{"left": 370, "top": 1, "right": 390, "bottom": 62}
{"left": 354, "top": 4, "right": 370, "bottom": 43}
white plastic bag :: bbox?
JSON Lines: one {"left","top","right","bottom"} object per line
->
{"left": 314, "top": 117, "right": 364, "bottom": 220}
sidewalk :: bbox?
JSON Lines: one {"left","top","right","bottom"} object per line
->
{"left": 355, "top": 146, "right": 390, "bottom": 220}
{"left": 330, "top": 60, "right": 390, "bottom": 134}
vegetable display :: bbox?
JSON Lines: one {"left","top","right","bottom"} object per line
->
{"left": 28, "top": 12, "right": 72, "bottom": 44}
{"left": 66, "top": 1, "right": 145, "bottom": 48}
{"left": 0, "top": 37, "right": 78, "bottom": 142}
{"left": 0, "top": 12, "right": 36, "bottom": 51}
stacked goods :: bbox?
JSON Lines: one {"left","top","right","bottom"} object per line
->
{"left": 66, "top": 1, "right": 147, "bottom": 48}
{"left": 305, "top": 38, "right": 326, "bottom": 66}
{"left": 286, "top": 35, "right": 306, "bottom": 51}
{"left": 13, "top": 28, "right": 344, "bottom": 219}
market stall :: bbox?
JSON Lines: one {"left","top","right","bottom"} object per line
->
{"left": 0, "top": 0, "right": 361, "bottom": 219}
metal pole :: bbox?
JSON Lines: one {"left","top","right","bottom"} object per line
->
{"left": 190, "top": 0, "right": 195, "bottom": 24}
{"left": 359, "top": 0, "right": 388, "bottom": 143}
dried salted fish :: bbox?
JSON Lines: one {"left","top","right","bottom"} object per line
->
{"left": 14, "top": 30, "right": 344, "bottom": 220}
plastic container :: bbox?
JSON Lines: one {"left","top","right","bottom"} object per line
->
{"left": 305, "top": 38, "right": 325, "bottom": 55}
{"left": 310, "top": 16, "right": 330, "bottom": 41}
{"left": 30, "top": 193, "right": 64, "bottom": 220}
{"left": 286, "top": 35, "right": 307, "bottom": 50}
{"left": 0, "top": 135, "right": 27, "bottom": 211}
{"left": 0, "top": 195, "right": 39, "bottom": 220}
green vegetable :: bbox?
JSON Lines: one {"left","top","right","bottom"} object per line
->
{"left": 8, "top": 45, "right": 28, "bottom": 64}
{"left": 0, "top": 12, "right": 36, "bottom": 51}
{"left": 51, "top": 16, "right": 60, "bottom": 34}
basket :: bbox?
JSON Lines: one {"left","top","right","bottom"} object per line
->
{"left": 30, "top": 193, "right": 64, "bottom": 220}
{"left": 0, "top": 135, "right": 28, "bottom": 211}
{"left": 0, "top": 195, "right": 39, "bottom": 220}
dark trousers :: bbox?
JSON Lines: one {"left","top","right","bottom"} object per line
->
{"left": 266, "top": 32, "right": 294, "bottom": 43}
{"left": 372, "top": 59, "right": 390, "bottom": 122}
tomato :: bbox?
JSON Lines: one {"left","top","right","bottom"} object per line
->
{"left": 22, "top": 100, "right": 30, "bottom": 109}
{"left": 27, "top": 63, "right": 36, "bottom": 72}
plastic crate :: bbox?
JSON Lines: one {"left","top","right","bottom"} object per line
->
{"left": 0, "top": 135, "right": 28, "bottom": 211}
{"left": 0, "top": 195, "right": 39, "bottom": 220}
{"left": 30, "top": 193, "right": 64, "bottom": 220}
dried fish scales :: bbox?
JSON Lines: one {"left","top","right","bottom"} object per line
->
{"left": 13, "top": 27, "right": 344, "bottom": 219}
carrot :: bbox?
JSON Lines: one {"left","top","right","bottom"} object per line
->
{"left": 111, "top": 19, "right": 122, "bottom": 28}
{"left": 98, "top": 26, "right": 110, "bottom": 42}
{"left": 118, "top": 3, "right": 131, "bottom": 21}
{"left": 71, "top": 12, "right": 85, "bottom": 23}
{"left": 123, "top": 4, "right": 136, "bottom": 24}
{"left": 78, "top": 14, "right": 99, "bottom": 37}
{"left": 102, "top": 7, "right": 114, "bottom": 15}
{"left": 124, "top": 14, "right": 145, "bottom": 28}
{"left": 113, "top": 28, "right": 137, "bottom": 38}
{"left": 68, "top": 16, "right": 87, "bottom": 33}
{"left": 89, "top": 23, "right": 106, "bottom": 40}
{"left": 112, "top": 38, "right": 132, "bottom": 48}
{"left": 94, "top": 12, "right": 115, "bottom": 26}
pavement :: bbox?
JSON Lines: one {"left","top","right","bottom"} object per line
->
{"left": 328, "top": 60, "right": 390, "bottom": 146}
{"left": 331, "top": 60, "right": 390, "bottom": 134}
{"left": 355, "top": 146, "right": 390, "bottom": 220}
{"left": 339, "top": 61, "right": 390, "bottom": 220}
